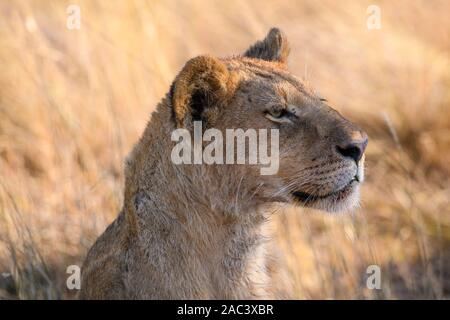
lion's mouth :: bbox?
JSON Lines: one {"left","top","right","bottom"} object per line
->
{"left": 292, "top": 177, "right": 358, "bottom": 204}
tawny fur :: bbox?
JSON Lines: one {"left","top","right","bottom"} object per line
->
{"left": 80, "top": 28, "right": 367, "bottom": 299}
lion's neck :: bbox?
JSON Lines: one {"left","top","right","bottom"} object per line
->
{"left": 123, "top": 103, "right": 273, "bottom": 298}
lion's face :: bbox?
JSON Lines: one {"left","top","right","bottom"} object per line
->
{"left": 170, "top": 28, "right": 367, "bottom": 213}
{"left": 216, "top": 66, "right": 367, "bottom": 212}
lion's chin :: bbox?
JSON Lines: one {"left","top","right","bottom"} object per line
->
{"left": 291, "top": 180, "right": 360, "bottom": 213}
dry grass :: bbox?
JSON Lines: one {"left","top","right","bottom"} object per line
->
{"left": 0, "top": 0, "right": 449, "bottom": 299}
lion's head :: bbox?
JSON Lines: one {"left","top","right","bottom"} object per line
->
{"left": 168, "top": 28, "right": 368, "bottom": 213}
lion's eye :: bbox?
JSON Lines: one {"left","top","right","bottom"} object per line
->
{"left": 265, "top": 105, "right": 293, "bottom": 124}
{"left": 268, "top": 106, "right": 286, "bottom": 118}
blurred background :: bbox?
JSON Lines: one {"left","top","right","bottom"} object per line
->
{"left": 0, "top": 0, "right": 449, "bottom": 299}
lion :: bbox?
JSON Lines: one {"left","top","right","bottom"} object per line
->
{"left": 79, "top": 28, "right": 368, "bottom": 299}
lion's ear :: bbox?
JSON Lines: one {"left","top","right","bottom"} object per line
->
{"left": 171, "top": 55, "right": 237, "bottom": 127}
{"left": 244, "top": 28, "right": 290, "bottom": 64}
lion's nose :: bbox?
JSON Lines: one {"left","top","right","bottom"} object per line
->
{"left": 336, "top": 131, "right": 368, "bottom": 163}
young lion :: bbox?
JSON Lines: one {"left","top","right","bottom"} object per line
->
{"left": 80, "top": 28, "right": 368, "bottom": 299}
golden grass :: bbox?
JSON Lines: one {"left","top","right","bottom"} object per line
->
{"left": 0, "top": 0, "right": 449, "bottom": 299}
